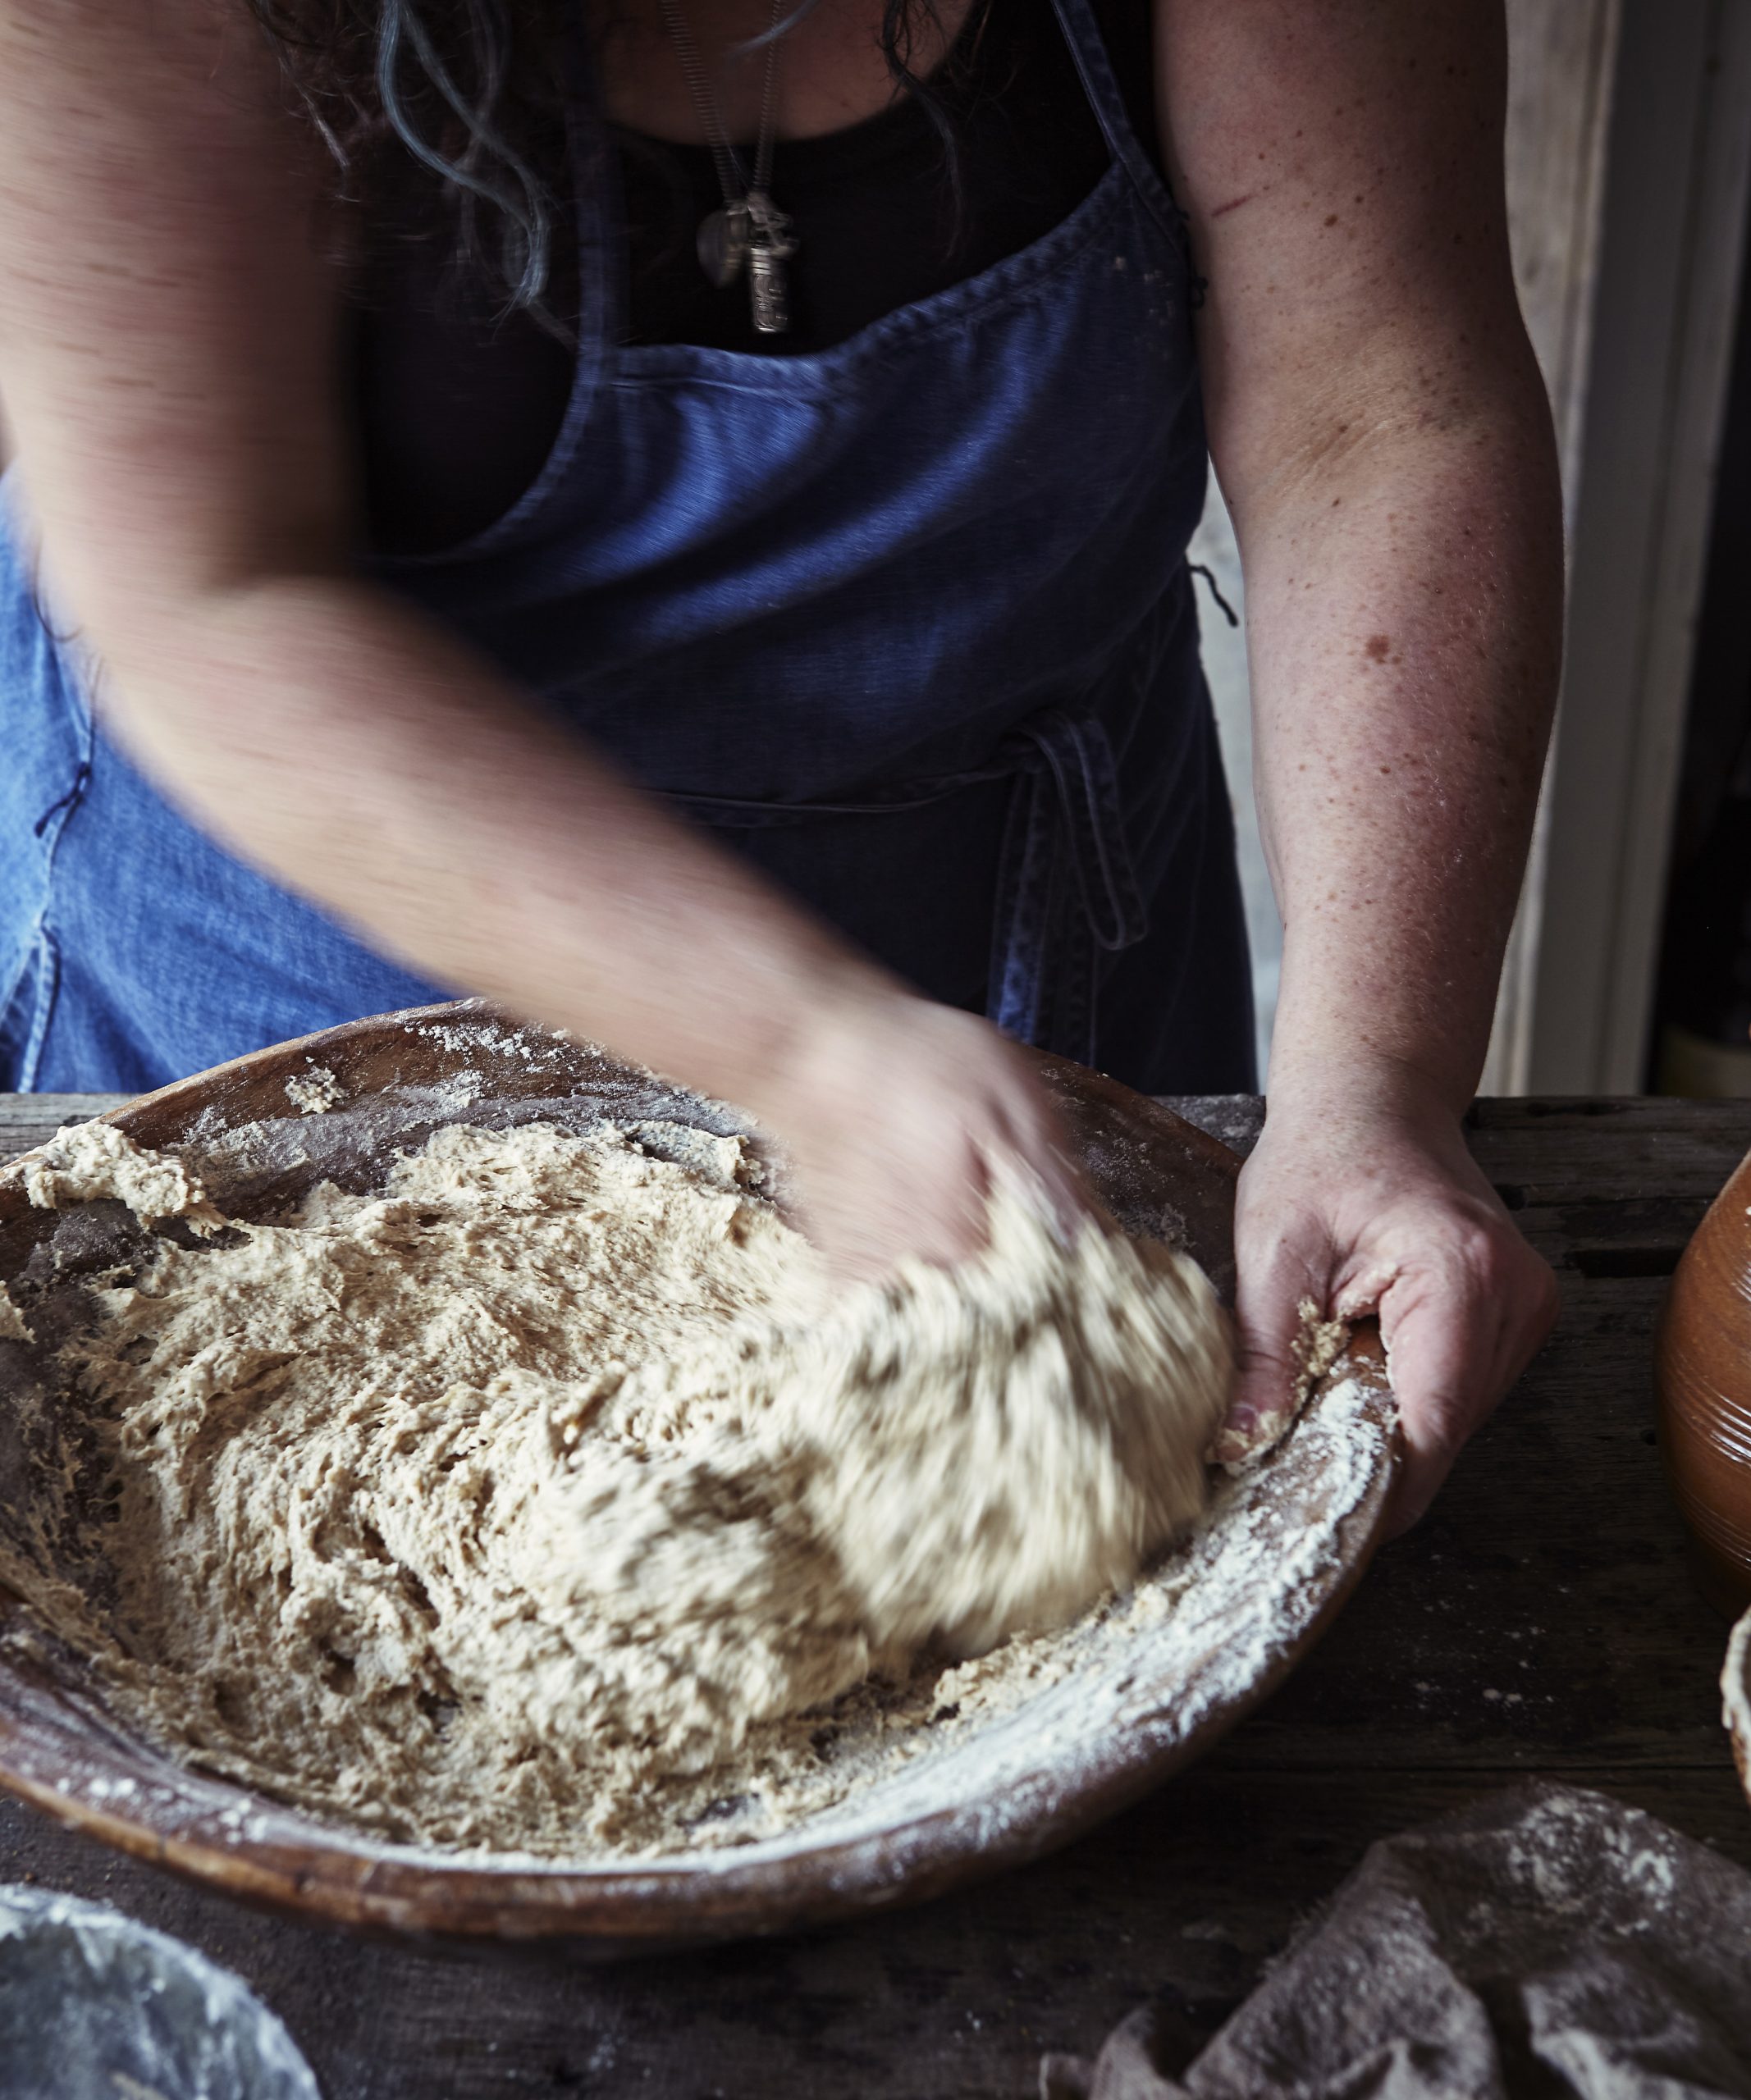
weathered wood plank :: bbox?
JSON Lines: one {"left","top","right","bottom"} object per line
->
{"left": 1164, "top": 1093, "right": 1751, "bottom": 1199}
{"left": 0, "top": 1094, "right": 130, "bottom": 1164}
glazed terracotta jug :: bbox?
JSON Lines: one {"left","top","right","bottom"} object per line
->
{"left": 1658, "top": 1147, "right": 1751, "bottom": 1615}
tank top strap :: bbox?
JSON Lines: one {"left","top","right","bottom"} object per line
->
{"left": 1046, "top": 0, "right": 1185, "bottom": 244}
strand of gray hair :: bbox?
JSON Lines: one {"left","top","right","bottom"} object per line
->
{"left": 375, "top": 0, "right": 552, "bottom": 306}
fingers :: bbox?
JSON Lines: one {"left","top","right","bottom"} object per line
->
{"left": 1376, "top": 1267, "right": 1502, "bottom": 1531}
{"left": 1218, "top": 1199, "right": 1337, "bottom": 1464}
{"left": 978, "top": 1055, "right": 1091, "bottom": 1243}
{"left": 1378, "top": 1233, "right": 1558, "bottom": 1532}
{"left": 785, "top": 1006, "right": 1092, "bottom": 1281}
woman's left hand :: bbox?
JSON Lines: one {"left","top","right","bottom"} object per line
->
{"left": 1224, "top": 1064, "right": 1559, "bottom": 1532}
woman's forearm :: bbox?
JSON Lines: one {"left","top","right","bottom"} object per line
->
{"left": 1159, "top": 0, "right": 1563, "bottom": 1116}
{"left": 103, "top": 573, "right": 883, "bottom": 1106}
{"left": 91, "top": 572, "right": 1088, "bottom": 1276}
{"left": 1237, "top": 398, "right": 1562, "bottom": 1113}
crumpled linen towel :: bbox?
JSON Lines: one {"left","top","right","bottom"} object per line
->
{"left": 1040, "top": 1783, "right": 1751, "bottom": 2100}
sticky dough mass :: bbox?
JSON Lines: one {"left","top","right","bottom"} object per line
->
{"left": 7, "top": 1115, "right": 1232, "bottom": 1856}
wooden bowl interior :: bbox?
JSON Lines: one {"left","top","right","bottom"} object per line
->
{"left": 0, "top": 1002, "right": 1396, "bottom": 1951}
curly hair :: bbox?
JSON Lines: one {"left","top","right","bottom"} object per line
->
{"left": 245, "top": 0, "right": 977, "bottom": 310}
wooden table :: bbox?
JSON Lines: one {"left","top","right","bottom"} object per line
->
{"left": 2, "top": 1092, "right": 1748, "bottom": 2098}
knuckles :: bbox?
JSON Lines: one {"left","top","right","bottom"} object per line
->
{"left": 1232, "top": 1142, "right": 1561, "bottom": 1378}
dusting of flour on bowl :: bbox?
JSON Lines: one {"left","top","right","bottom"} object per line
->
{"left": 0, "top": 1115, "right": 1231, "bottom": 1858}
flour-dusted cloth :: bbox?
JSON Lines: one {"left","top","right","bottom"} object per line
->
{"left": 0, "top": 1882, "right": 321, "bottom": 2100}
{"left": 1040, "top": 1783, "right": 1751, "bottom": 2100}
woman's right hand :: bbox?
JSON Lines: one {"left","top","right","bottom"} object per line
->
{"left": 750, "top": 983, "right": 1090, "bottom": 1281}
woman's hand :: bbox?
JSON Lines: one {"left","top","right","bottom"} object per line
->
{"left": 1227, "top": 1062, "right": 1557, "bottom": 1531}
{"left": 749, "top": 986, "right": 1088, "bottom": 1280}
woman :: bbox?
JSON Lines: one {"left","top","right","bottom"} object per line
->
{"left": 0, "top": 0, "right": 1559, "bottom": 1523}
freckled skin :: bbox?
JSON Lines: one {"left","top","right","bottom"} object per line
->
{"left": 1156, "top": 0, "right": 1562, "bottom": 1523}
{"left": 0, "top": 0, "right": 1560, "bottom": 1526}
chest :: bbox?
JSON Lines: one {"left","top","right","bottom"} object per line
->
{"left": 350, "top": 0, "right": 1169, "bottom": 558}
{"left": 587, "top": 0, "right": 979, "bottom": 147}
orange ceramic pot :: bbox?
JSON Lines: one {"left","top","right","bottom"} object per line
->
{"left": 1658, "top": 1148, "right": 1751, "bottom": 1617}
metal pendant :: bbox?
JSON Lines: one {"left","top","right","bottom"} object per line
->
{"left": 747, "top": 243, "right": 789, "bottom": 336}
{"left": 697, "top": 202, "right": 751, "bottom": 290}
{"left": 744, "top": 192, "right": 797, "bottom": 337}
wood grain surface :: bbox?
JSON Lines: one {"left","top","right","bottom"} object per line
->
{"left": 2, "top": 1092, "right": 1749, "bottom": 2098}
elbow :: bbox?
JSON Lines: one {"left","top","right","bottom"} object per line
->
{"left": 1212, "top": 346, "right": 1559, "bottom": 549}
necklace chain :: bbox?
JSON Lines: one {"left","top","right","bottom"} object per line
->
{"left": 654, "top": 0, "right": 797, "bottom": 333}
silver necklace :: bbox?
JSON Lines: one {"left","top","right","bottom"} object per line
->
{"left": 655, "top": 0, "right": 798, "bottom": 336}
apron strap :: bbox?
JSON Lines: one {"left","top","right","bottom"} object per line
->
{"left": 988, "top": 710, "right": 1150, "bottom": 1066}
{"left": 1047, "top": 0, "right": 1188, "bottom": 250}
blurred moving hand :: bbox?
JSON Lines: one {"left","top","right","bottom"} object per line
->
{"left": 751, "top": 990, "right": 1087, "bottom": 1280}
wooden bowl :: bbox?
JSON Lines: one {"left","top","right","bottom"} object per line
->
{"left": 1726, "top": 1607, "right": 1751, "bottom": 1810}
{"left": 1657, "top": 1147, "right": 1751, "bottom": 1616}
{"left": 0, "top": 1002, "right": 1399, "bottom": 1952}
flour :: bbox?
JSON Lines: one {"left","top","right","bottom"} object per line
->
{"left": 1, "top": 1115, "right": 1232, "bottom": 1857}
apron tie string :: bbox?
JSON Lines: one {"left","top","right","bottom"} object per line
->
{"left": 988, "top": 710, "right": 1149, "bottom": 1066}
{"left": 661, "top": 705, "right": 1151, "bottom": 1070}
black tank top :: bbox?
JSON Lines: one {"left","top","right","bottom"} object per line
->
{"left": 352, "top": 0, "right": 1159, "bottom": 556}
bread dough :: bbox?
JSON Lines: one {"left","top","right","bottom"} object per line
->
{"left": 1210, "top": 1298, "right": 1349, "bottom": 1471}
{"left": 4, "top": 1116, "right": 1231, "bottom": 1855}
{"left": 19, "top": 1120, "right": 223, "bottom": 1232}
{"left": 283, "top": 1063, "right": 348, "bottom": 1116}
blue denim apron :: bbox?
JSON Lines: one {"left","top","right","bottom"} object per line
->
{"left": 0, "top": 0, "right": 1253, "bottom": 1097}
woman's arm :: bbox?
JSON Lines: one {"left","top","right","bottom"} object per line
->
{"left": 1158, "top": 0, "right": 1563, "bottom": 1521}
{"left": 0, "top": 0, "right": 1073, "bottom": 1275}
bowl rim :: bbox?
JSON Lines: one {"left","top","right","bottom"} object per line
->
{"left": 0, "top": 1001, "right": 1400, "bottom": 1949}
